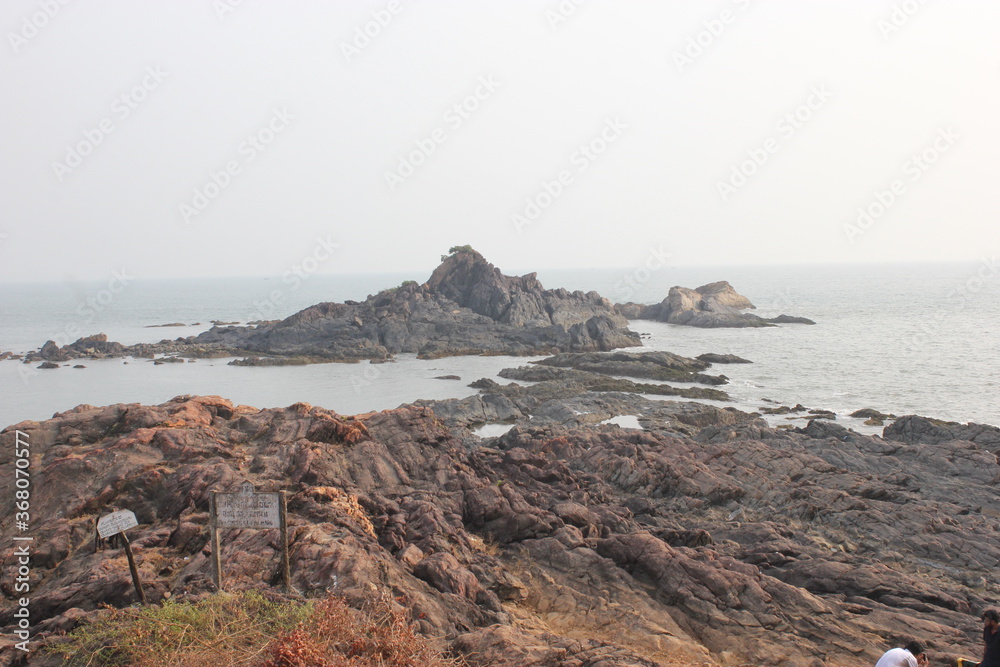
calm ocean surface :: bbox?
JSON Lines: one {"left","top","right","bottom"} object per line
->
{"left": 1, "top": 261, "right": 998, "bottom": 431}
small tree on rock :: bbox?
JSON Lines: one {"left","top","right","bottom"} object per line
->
{"left": 441, "top": 245, "right": 476, "bottom": 261}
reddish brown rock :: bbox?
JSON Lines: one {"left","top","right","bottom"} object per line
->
{"left": 0, "top": 394, "right": 995, "bottom": 666}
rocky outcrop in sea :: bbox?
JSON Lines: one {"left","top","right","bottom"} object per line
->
{"left": 616, "top": 280, "right": 815, "bottom": 328}
{"left": 24, "top": 250, "right": 817, "bottom": 365}
{"left": 25, "top": 249, "right": 641, "bottom": 365}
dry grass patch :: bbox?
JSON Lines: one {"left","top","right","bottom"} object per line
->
{"left": 52, "top": 590, "right": 460, "bottom": 667}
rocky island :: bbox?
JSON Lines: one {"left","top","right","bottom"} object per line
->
{"left": 22, "top": 248, "right": 813, "bottom": 366}
{"left": 616, "top": 281, "right": 815, "bottom": 328}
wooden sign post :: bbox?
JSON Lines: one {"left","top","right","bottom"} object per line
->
{"left": 97, "top": 509, "right": 147, "bottom": 605}
{"left": 210, "top": 481, "right": 290, "bottom": 592}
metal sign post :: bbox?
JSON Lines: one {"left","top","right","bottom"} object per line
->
{"left": 279, "top": 492, "right": 290, "bottom": 590}
{"left": 209, "top": 492, "right": 223, "bottom": 592}
{"left": 209, "top": 482, "right": 290, "bottom": 592}
{"left": 97, "top": 509, "right": 147, "bottom": 605}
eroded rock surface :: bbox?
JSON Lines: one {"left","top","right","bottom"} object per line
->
{"left": 533, "top": 351, "right": 728, "bottom": 385}
{"left": 1, "top": 393, "right": 996, "bottom": 666}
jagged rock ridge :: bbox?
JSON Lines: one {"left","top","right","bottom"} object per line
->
{"left": 29, "top": 249, "right": 641, "bottom": 364}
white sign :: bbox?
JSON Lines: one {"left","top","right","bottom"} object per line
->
{"left": 98, "top": 509, "right": 138, "bottom": 538}
{"left": 215, "top": 483, "right": 281, "bottom": 529}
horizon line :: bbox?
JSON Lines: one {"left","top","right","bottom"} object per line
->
{"left": 0, "top": 256, "right": 992, "bottom": 286}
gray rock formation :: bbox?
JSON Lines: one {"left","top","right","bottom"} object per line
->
{"left": 697, "top": 353, "right": 753, "bottom": 364}
{"left": 884, "top": 415, "right": 1000, "bottom": 449}
{"left": 617, "top": 281, "right": 814, "bottom": 328}
{"left": 768, "top": 314, "right": 816, "bottom": 325}
{"left": 534, "top": 350, "right": 729, "bottom": 385}
{"left": 27, "top": 250, "right": 641, "bottom": 364}
{"left": 426, "top": 249, "right": 623, "bottom": 329}
{"left": 495, "top": 365, "right": 731, "bottom": 401}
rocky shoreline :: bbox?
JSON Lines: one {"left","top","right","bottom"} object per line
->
{"left": 1, "top": 375, "right": 997, "bottom": 666}
{"left": 5, "top": 249, "right": 994, "bottom": 666}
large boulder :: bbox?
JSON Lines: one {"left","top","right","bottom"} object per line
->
{"left": 658, "top": 282, "right": 767, "bottom": 327}
{"left": 616, "top": 281, "right": 813, "bottom": 328}
{"left": 39, "top": 340, "right": 71, "bottom": 361}
{"left": 884, "top": 415, "right": 1000, "bottom": 449}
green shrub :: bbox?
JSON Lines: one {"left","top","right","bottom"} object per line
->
{"left": 440, "top": 245, "right": 475, "bottom": 261}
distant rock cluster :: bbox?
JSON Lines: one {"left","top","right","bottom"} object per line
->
{"left": 21, "top": 248, "right": 813, "bottom": 366}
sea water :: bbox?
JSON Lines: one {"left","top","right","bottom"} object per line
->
{"left": 1, "top": 261, "right": 997, "bottom": 430}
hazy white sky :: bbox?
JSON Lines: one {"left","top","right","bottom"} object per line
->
{"left": 2, "top": 1, "right": 999, "bottom": 283}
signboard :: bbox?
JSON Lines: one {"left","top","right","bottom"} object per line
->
{"left": 209, "top": 482, "right": 291, "bottom": 593}
{"left": 97, "top": 509, "right": 139, "bottom": 538}
{"left": 94, "top": 508, "right": 147, "bottom": 604}
{"left": 215, "top": 482, "right": 280, "bottom": 529}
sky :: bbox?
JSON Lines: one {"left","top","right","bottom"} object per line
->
{"left": 1, "top": 0, "right": 999, "bottom": 283}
